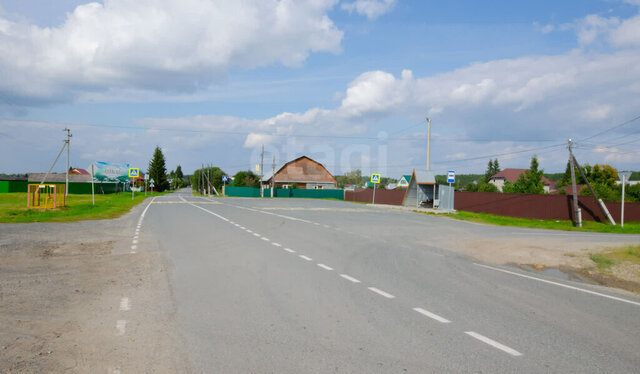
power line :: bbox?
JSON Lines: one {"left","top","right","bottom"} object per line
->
{"left": 0, "top": 117, "right": 380, "bottom": 141}
{"left": 579, "top": 114, "right": 640, "bottom": 142}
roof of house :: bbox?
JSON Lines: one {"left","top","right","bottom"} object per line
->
{"left": 28, "top": 173, "right": 92, "bottom": 183}
{"left": 559, "top": 184, "right": 586, "bottom": 195}
{"left": 490, "top": 168, "right": 554, "bottom": 186}
{"left": 69, "top": 168, "right": 90, "bottom": 175}
{"left": 400, "top": 175, "right": 412, "bottom": 182}
{"left": 261, "top": 156, "right": 337, "bottom": 184}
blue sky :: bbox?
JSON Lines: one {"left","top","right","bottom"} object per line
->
{"left": 1, "top": 0, "right": 639, "bottom": 177}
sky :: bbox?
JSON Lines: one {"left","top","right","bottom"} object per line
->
{"left": 1, "top": 0, "right": 639, "bottom": 178}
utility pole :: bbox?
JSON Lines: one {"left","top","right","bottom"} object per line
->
{"left": 568, "top": 139, "right": 581, "bottom": 227}
{"left": 573, "top": 155, "right": 616, "bottom": 225}
{"left": 64, "top": 128, "right": 72, "bottom": 196}
{"left": 426, "top": 117, "right": 431, "bottom": 170}
{"left": 271, "top": 155, "right": 275, "bottom": 198}
{"left": 260, "top": 144, "right": 264, "bottom": 198}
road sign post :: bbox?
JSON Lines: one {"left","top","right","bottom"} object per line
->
{"left": 91, "top": 163, "right": 95, "bottom": 206}
{"left": 129, "top": 168, "right": 139, "bottom": 200}
{"left": 370, "top": 173, "right": 381, "bottom": 204}
{"left": 447, "top": 170, "right": 455, "bottom": 210}
{"left": 222, "top": 175, "right": 229, "bottom": 196}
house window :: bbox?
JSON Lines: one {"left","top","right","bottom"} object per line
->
{"left": 282, "top": 185, "right": 290, "bottom": 189}
{"left": 314, "top": 185, "right": 323, "bottom": 189}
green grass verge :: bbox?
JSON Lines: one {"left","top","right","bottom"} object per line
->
{"left": 0, "top": 192, "right": 168, "bottom": 223}
{"left": 589, "top": 244, "right": 640, "bottom": 271}
{"left": 415, "top": 210, "right": 640, "bottom": 234}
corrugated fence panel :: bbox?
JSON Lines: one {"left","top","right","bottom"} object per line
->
{"left": 225, "top": 186, "right": 344, "bottom": 200}
{"left": 455, "top": 191, "right": 640, "bottom": 222}
{"left": 225, "top": 186, "right": 262, "bottom": 197}
{"left": 344, "top": 188, "right": 406, "bottom": 205}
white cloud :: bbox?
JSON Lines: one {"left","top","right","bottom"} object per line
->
{"left": 0, "top": 0, "right": 343, "bottom": 108}
{"left": 582, "top": 104, "right": 613, "bottom": 121}
{"left": 341, "top": 0, "right": 396, "bottom": 20}
{"left": 610, "top": 14, "right": 640, "bottom": 46}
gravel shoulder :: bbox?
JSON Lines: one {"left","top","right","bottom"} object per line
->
{"left": 0, "top": 199, "right": 189, "bottom": 373}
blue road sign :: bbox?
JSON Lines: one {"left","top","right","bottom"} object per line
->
{"left": 222, "top": 175, "right": 229, "bottom": 182}
{"left": 370, "top": 173, "right": 381, "bottom": 183}
{"left": 447, "top": 170, "right": 455, "bottom": 184}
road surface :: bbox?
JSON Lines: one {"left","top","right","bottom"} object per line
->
{"left": 134, "top": 190, "right": 640, "bottom": 373}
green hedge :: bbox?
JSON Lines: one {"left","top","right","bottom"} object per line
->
{"left": 225, "top": 186, "right": 343, "bottom": 200}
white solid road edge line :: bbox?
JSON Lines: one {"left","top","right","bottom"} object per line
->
{"left": 465, "top": 331, "right": 522, "bottom": 357}
{"left": 413, "top": 307, "right": 451, "bottom": 323}
{"left": 317, "top": 263, "right": 333, "bottom": 271}
{"left": 474, "top": 263, "right": 640, "bottom": 307}
{"left": 340, "top": 274, "right": 361, "bottom": 283}
{"left": 368, "top": 287, "right": 395, "bottom": 299}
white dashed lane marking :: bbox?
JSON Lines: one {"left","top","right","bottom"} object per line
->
{"left": 368, "top": 287, "right": 395, "bottom": 299}
{"left": 465, "top": 331, "right": 522, "bottom": 356}
{"left": 271, "top": 242, "right": 282, "bottom": 247}
{"left": 283, "top": 248, "right": 296, "bottom": 253}
{"left": 299, "top": 255, "right": 313, "bottom": 261}
{"left": 261, "top": 237, "right": 270, "bottom": 242}
{"left": 413, "top": 307, "right": 451, "bottom": 323}
{"left": 317, "top": 264, "right": 333, "bottom": 271}
{"left": 116, "top": 320, "right": 127, "bottom": 335}
{"left": 340, "top": 274, "right": 361, "bottom": 283}
{"left": 120, "top": 297, "right": 131, "bottom": 312}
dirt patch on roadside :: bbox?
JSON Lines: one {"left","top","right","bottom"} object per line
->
{"left": 457, "top": 237, "right": 640, "bottom": 294}
{"left": 0, "top": 207, "right": 189, "bottom": 373}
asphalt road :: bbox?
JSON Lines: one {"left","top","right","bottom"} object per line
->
{"left": 138, "top": 190, "right": 640, "bottom": 373}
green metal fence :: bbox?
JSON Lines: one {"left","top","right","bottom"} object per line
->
{"left": 225, "top": 186, "right": 344, "bottom": 200}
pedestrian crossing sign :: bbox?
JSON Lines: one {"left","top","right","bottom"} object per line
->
{"left": 370, "top": 173, "right": 381, "bottom": 183}
{"left": 128, "top": 168, "right": 139, "bottom": 178}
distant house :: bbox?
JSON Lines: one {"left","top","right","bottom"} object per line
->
{"left": 261, "top": 156, "right": 337, "bottom": 189}
{"left": 488, "top": 168, "right": 555, "bottom": 193}
{"left": 29, "top": 173, "right": 91, "bottom": 183}
{"left": 69, "top": 168, "right": 90, "bottom": 175}
{"left": 397, "top": 175, "right": 411, "bottom": 188}
{"left": 559, "top": 184, "right": 587, "bottom": 195}
{"left": 386, "top": 183, "right": 398, "bottom": 190}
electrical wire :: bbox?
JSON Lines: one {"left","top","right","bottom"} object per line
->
{"left": 579, "top": 114, "right": 640, "bottom": 142}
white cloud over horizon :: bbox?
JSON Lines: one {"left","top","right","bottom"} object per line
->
{"left": 0, "top": 0, "right": 343, "bottom": 110}
{"left": 1, "top": 3, "right": 640, "bottom": 176}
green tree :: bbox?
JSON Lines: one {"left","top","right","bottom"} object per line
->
{"left": 233, "top": 170, "right": 260, "bottom": 188}
{"left": 336, "top": 169, "right": 363, "bottom": 188}
{"left": 483, "top": 159, "right": 500, "bottom": 183}
{"left": 590, "top": 164, "right": 618, "bottom": 187}
{"left": 148, "top": 146, "right": 169, "bottom": 192}
{"left": 503, "top": 156, "right": 544, "bottom": 194}
{"left": 190, "top": 166, "right": 227, "bottom": 194}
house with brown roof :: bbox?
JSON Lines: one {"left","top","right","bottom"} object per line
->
{"left": 488, "top": 168, "right": 555, "bottom": 193}
{"left": 261, "top": 156, "right": 337, "bottom": 189}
